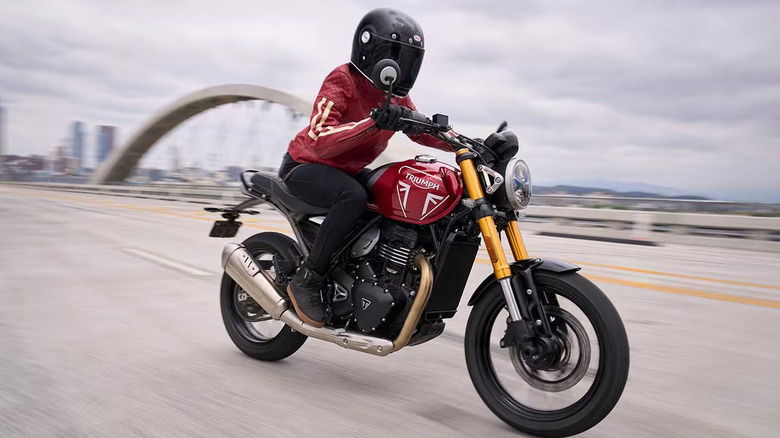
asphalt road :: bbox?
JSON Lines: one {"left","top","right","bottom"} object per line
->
{"left": 1, "top": 186, "right": 779, "bottom": 437}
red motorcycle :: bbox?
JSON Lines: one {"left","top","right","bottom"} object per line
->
{"left": 207, "top": 63, "right": 629, "bottom": 437}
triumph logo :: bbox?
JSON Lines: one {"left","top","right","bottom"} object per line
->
{"left": 422, "top": 193, "right": 445, "bottom": 217}
{"left": 406, "top": 173, "right": 440, "bottom": 191}
{"left": 361, "top": 298, "right": 372, "bottom": 310}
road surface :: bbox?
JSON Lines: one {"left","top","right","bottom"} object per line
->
{"left": 1, "top": 186, "right": 779, "bottom": 437}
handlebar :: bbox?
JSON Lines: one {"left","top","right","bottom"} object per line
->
{"left": 369, "top": 108, "right": 447, "bottom": 133}
{"left": 399, "top": 111, "right": 452, "bottom": 137}
{"left": 401, "top": 110, "right": 431, "bottom": 125}
{"left": 370, "top": 106, "right": 478, "bottom": 152}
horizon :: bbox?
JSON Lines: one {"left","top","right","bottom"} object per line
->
{"left": 1, "top": 1, "right": 779, "bottom": 202}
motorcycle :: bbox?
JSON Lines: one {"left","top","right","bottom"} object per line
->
{"left": 207, "top": 61, "right": 629, "bottom": 437}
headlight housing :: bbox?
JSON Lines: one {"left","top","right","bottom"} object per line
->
{"left": 504, "top": 158, "right": 532, "bottom": 210}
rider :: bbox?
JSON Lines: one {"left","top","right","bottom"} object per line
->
{"left": 278, "top": 8, "right": 452, "bottom": 328}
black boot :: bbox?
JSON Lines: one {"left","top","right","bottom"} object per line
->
{"left": 287, "top": 265, "right": 327, "bottom": 328}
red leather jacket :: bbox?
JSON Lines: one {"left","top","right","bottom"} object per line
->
{"left": 287, "top": 63, "right": 452, "bottom": 175}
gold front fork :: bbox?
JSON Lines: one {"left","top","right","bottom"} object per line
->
{"left": 457, "top": 150, "right": 530, "bottom": 269}
{"left": 458, "top": 149, "right": 527, "bottom": 321}
{"left": 457, "top": 150, "right": 513, "bottom": 279}
{"left": 506, "top": 219, "right": 529, "bottom": 261}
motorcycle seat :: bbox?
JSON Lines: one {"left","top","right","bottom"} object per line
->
{"left": 250, "top": 173, "right": 330, "bottom": 215}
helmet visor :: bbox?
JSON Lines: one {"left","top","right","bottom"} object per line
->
{"left": 371, "top": 37, "right": 424, "bottom": 96}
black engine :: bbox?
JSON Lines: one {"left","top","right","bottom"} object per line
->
{"left": 328, "top": 221, "right": 423, "bottom": 335}
{"left": 351, "top": 281, "right": 408, "bottom": 333}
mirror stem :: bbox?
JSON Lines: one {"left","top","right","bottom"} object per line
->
{"left": 383, "top": 81, "right": 394, "bottom": 110}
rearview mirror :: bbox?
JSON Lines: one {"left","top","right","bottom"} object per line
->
{"left": 371, "top": 59, "right": 401, "bottom": 91}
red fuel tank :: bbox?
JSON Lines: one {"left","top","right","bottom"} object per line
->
{"left": 368, "top": 157, "right": 463, "bottom": 225}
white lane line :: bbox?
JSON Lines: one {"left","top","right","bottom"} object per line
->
{"left": 123, "top": 248, "right": 213, "bottom": 276}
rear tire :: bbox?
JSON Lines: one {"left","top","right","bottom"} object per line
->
{"left": 465, "top": 271, "right": 629, "bottom": 437}
{"left": 220, "top": 232, "right": 307, "bottom": 361}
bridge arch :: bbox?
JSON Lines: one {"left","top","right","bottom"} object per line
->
{"left": 90, "top": 84, "right": 311, "bottom": 184}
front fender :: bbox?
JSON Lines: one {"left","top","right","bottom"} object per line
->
{"left": 466, "top": 258, "right": 581, "bottom": 306}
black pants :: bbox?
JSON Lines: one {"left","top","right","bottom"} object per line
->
{"left": 282, "top": 161, "right": 367, "bottom": 275}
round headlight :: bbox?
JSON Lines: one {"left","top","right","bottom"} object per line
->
{"left": 504, "top": 158, "right": 532, "bottom": 210}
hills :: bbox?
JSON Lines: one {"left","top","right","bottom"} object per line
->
{"left": 536, "top": 180, "right": 709, "bottom": 200}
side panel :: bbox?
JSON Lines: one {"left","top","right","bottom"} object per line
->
{"left": 370, "top": 159, "right": 463, "bottom": 225}
{"left": 424, "top": 232, "right": 481, "bottom": 319}
{"left": 466, "top": 259, "right": 581, "bottom": 306}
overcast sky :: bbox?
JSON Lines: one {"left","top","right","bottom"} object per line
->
{"left": 1, "top": 0, "right": 779, "bottom": 201}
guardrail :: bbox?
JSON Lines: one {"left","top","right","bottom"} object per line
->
{"left": 4, "top": 181, "right": 780, "bottom": 253}
{"left": 522, "top": 207, "right": 780, "bottom": 252}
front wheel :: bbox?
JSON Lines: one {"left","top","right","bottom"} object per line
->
{"left": 465, "top": 271, "right": 629, "bottom": 437}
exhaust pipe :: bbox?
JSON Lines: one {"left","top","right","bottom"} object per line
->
{"left": 222, "top": 243, "right": 289, "bottom": 320}
{"left": 222, "top": 243, "right": 407, "bottom": 357}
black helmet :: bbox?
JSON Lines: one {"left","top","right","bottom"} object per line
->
{"left": 351, "top": 8, "right": 425, "bottom": 97}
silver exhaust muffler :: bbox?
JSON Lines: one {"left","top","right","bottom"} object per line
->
{"left": 222, "top": 243, "right": 289, "bottom": 320}
{"left": 221, "top": 243, "right": 395, "bottom": 356}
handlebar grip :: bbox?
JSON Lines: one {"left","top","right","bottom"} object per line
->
{"left": 408, "top": 110, "right": 429, "bottom": 124}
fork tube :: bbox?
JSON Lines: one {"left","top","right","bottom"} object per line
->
{"left": 506, "top": 220, "right": 529, "bottom": 261}
{"left": 457, "top": 149, "right": 511, "bottom": 280}
{"left": 499, "top": 277, "right": 523, "bottom": 321}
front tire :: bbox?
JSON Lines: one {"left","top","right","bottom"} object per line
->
{"left": 220, "top": 232, "right": 307, "bottom": 361}
{"left": 465, "top": 271, "right": 629, "bottom": 437}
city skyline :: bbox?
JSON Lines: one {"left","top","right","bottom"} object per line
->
{"left": 2, "top": 1, "right": 780, "bottom": 201}
{"left": 0, "top": 98, "right": 5, "bottom": 159}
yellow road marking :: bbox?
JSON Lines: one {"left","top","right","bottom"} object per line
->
{"left": 9, "top": 188, "right": 780, "bottom": 310}
{"left": 476, "top": 256, "right": 780, "bottom": 309}
{"left": 477, "top": 249, "right": 780, "bottom": 291}
{"left": 571, "top": 260, "right": 780, "bottom": 291}
{"left": 583, "top": 274, "right": 780, "bottom": 310}
{"left": 5, "top": 188, "right": 293, "bottom": 234}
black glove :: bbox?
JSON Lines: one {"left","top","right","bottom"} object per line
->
{"left": 371, "top": 104, "right": 411, "bottom": 132}
{"left": 401, "top": 122, "right": 427, "bottom": 137}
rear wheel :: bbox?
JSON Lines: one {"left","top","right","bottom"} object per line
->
{"left": 220, "top": 232, "right": 307, "bottom": 361}
{"left": 465, "top": 271, "right": 629, "bottom": 437}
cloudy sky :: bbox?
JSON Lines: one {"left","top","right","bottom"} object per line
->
{"left": 1, "top": 0, "right": 779, "bottom": 201}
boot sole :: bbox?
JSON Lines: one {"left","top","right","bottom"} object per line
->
{"left": 287, "top": 285, "right": 326, "bottom": 328}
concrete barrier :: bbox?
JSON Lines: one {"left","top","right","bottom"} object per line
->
{"left": 4, "top": 181, "right": 779, "bottom": 253}
{"left": 522, "top": 206, "right": 780, "bottom": 252}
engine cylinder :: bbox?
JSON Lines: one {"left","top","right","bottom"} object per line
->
{"left": 378, "top": 242, "right": 413, "bottom": 270}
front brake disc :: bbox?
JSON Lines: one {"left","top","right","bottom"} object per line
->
{"left": 509, "top": 306, "right": 591, "bottom": 392}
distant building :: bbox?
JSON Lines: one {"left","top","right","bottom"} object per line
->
{"left": 70, "top": 121, "right": 85, "bottom": 169}
{"left": 169, "top": 143, "right": 180, "bottom": 171}
{"left": 0, "top": 98, "right": 5, "bottom": 158}
{"left": 132, "top": 167, "right": 165, "bottom": 182}
{"left": 226, "top": 165, "right": 243, "bottom": 181}
{"left": 96, "top": 125, "right": 116, "bottom": 164}
{"left": 53, "top": 145, "right": 71, "bottom": 173}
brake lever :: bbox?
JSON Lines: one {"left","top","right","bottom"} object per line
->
{"left": 400, "top": 117, "right": 452, "bottom": 132}
{"left": 434, "top": 131, "right": 471, "bottom": 152}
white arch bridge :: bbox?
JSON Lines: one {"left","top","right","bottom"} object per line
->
{"left": 90, "top": 84, "right": 312, "bottom": 185}
{"left": 90, "top": 84, "right": 417, "bottom": 185}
